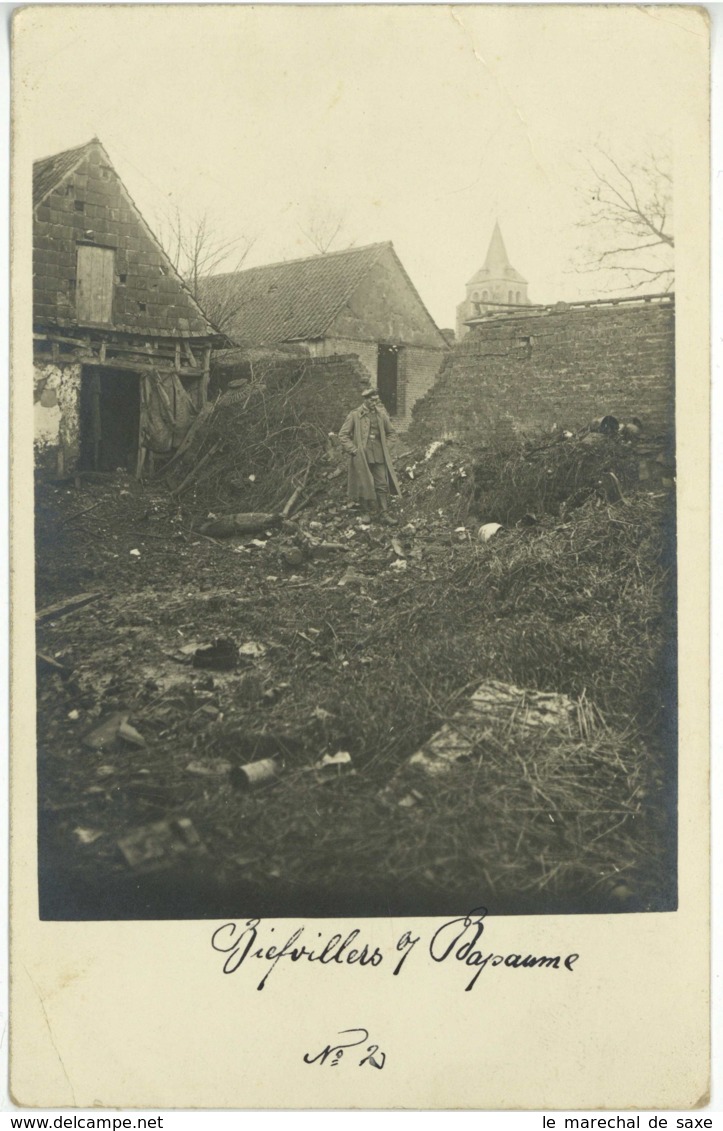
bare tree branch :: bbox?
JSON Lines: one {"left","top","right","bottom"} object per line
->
{"left": 575, "top": 147, "right": 674, "bottom": 293}
{"left": 156, "top": 207, "right": 257, "bottom": 333}
{"left": 298, "top": 207, "right": 347, "bottom": 255}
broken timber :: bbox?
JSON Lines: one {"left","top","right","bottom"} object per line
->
{"left": 36, "top": 591, "right": 103, "bottom": 624}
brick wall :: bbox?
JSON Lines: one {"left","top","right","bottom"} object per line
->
{"left": 212, "top": 353, "right": 372, "bottom": 436}
{"left": 34, "top": 142, "right": 211, "bottom": 338}
{"left": 409, "top": 301, "right": 675, "bottom": 443}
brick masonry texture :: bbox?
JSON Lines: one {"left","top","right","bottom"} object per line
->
{"left": 34, "top": 143, "right": 213, "bottom": 339}
{"left": 211, "top": 353, "right": 374, "bottom": 437}
{"left": 409, "top": 303, "right": 675, "bottom": 444}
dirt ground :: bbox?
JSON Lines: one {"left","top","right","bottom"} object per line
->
{"left": 34, "top": 444, "right": 676, "bottom": 920}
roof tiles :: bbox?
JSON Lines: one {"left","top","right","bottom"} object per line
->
{"left": 198, "top": 243, "right": 390, "bottom": 346}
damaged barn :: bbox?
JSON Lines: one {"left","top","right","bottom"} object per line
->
{"left": 32, "top": 138, "right": 223, "bottom": 478}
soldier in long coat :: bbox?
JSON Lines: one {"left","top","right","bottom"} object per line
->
{"left": 338, "top": 388, "right": 401, "bottom": 521}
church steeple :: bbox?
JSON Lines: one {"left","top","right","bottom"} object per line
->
{"left": 455, "top": 221, "right": 531, "bottom": 339}
{"left": 482, "top": 220, "right": 511, "bottom": 275}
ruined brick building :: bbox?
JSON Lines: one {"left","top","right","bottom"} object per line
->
{"left": 198, "top": 242, "right": 449, "bottom": 428}
{"left": 412, "top": 294, "right": 675, "bottom": 444}
{"left": 456, "top": 221, "right": 531, "bottom": 340}
{"left": 33, "top": 138, "right": 220, "bottom": 475}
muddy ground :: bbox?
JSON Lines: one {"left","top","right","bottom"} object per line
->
{"left": 34, "top": 449, "right": 676, "bottom": 920}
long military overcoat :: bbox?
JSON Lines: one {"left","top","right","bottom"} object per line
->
{"left": 338, "top": 404, "right": 402, "bottom": 504}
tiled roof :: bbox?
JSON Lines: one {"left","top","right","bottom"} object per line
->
{"left": 198, "top": 242, "right": 391, "bottom": 346}
{"left": 33, "top": 138, "right": 98, "bottom": 209}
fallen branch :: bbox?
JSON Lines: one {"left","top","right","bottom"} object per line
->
{"left": 170, "top": 439, "right": 223, "bottom": 498}
{"left": 66, "top": 500, "right": 101, "bottom": 522}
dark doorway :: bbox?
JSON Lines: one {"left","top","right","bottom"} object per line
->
{"left": 377, "top": 345, "right": 399, "bottom": 416}
{"left": 80, "top": 367, "right": 140, "bottom": 472}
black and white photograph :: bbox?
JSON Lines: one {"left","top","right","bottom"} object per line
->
{"left": 9, "top": 2, "right": 710, "bottom": 1111}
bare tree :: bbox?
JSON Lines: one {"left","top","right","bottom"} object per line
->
{"left": 298, "top": 205, "right": 347, "bottom": 255}
{"left": 157, "top": 207, "right": 256, "bottom": 329}
{"left": 576, "top": 148, "right": 674, "bottom": 292}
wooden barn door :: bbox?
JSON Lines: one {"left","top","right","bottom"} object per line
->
{"left": 76, "top": 245, "right": 115, "bottom": 324}
{"left": 377, "top": 345, "right": 399, "bottom": 415}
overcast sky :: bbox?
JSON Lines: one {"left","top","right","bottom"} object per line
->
{"left": 15, "top": 4, "right": 705, "bottom": 328}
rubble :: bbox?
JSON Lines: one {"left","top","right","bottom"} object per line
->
{"left": 117, "top": 817, "right": 207, "bottom": 872}
{"left": 399, "top": 680, "right": 579, "bottom": 779}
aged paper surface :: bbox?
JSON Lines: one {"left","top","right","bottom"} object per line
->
{"left": 10, "top": 4, "right": 710, "bottom": 1110}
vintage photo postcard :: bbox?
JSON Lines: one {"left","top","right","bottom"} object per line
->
{"left": 10, "top": 3, "right": 711, "bottom": 1110}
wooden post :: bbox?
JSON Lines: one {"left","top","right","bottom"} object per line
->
{"left": 201, "top": 345, "right": 211, "bottom": 408}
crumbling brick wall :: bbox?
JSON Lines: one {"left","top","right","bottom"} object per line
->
{"left": 212, "top": 353, "right": 373, "bottom": 436}
{"left": 33, "top": 361, "right": 82, "bottom": 475}
{"left": 409, "top": 301, "right": 675, "bottom": 444}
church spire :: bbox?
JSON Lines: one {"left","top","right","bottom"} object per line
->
{"left": 455, "top": 221, "right": 531, "bottom": 339}
{"left": 482, "top": 220, "right": 511, "bottom": 274}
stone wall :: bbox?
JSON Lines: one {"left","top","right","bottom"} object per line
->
{"left": 409, "top": 300, "right": 675, "bottom": 444}
{"left": 34, "top": 361, "right": 82, "bottom": 474}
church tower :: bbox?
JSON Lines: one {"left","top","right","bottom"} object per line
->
{"left": 456, "top": 221, "right": 530, "bottom": 339}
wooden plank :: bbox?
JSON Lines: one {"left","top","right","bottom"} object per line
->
{"left": 77, "top": 246, "right": 114, "bottom": 324}
{"left": 36, "top": 590, "right": 104, "bottom": 625}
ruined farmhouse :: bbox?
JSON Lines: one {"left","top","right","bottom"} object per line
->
{"left": 33, "top": 138, "right": 221, "bottom": 476}
{"left": 198, "top": 242, "right": 450, "bottom": 427}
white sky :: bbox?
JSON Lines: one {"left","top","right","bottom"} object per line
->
{"left": 15, "top": 4, "right": 705, "bottom": 327}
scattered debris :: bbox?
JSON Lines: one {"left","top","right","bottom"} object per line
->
{"left": 338, "top": 566, "right": 367, "bottom": 587}
{"left": 118, "top": 721, "right": 147, "bottom": 748}
{"left": 82, "top": 712, "right": 129, "bottom": 751}
{"left": 478, "top": 522, "right": 502, "bottom": 542}
{"left": 232, "top": 758, "right": 279, "bottom": 789}
{"left": 118, "top": 817, "right": 207, "bottom": 872}
{"left": 198, "top": 512, "right": 282, "bottom": 538}
{"left": 129, "top": 548, "right": 141, "bottom": 558}
{"left": 37, "top": 651, "right": 70, "bottom": 676}
{"left": 186, "top": 760, "right": 232, "bottom": 777}
{"left": 36, "top": 590, "right": 103, "bottom": 625}
{"left": 238, "top": 641, "right": 266, "bottom": 658}
{"left": 393, "top": 680, "right": 579, "bottom": 781}
{"left": 192, "top": 638, "right": 238, "bottom": 670}
{"left": 317, "top": 750, "right": 352, "bottom": 769}
{"left": 74, "top": 827, "right": 104, "bottom": 846}
{"left": 311, "top": 706, "right": 334, "bottom": 722}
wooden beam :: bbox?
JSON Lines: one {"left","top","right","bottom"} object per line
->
{"left": 80, "top": 358, "right": 203, "bottom": 375}
{"left": 36, "top": 590, "right": 103, "bottom": 624}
